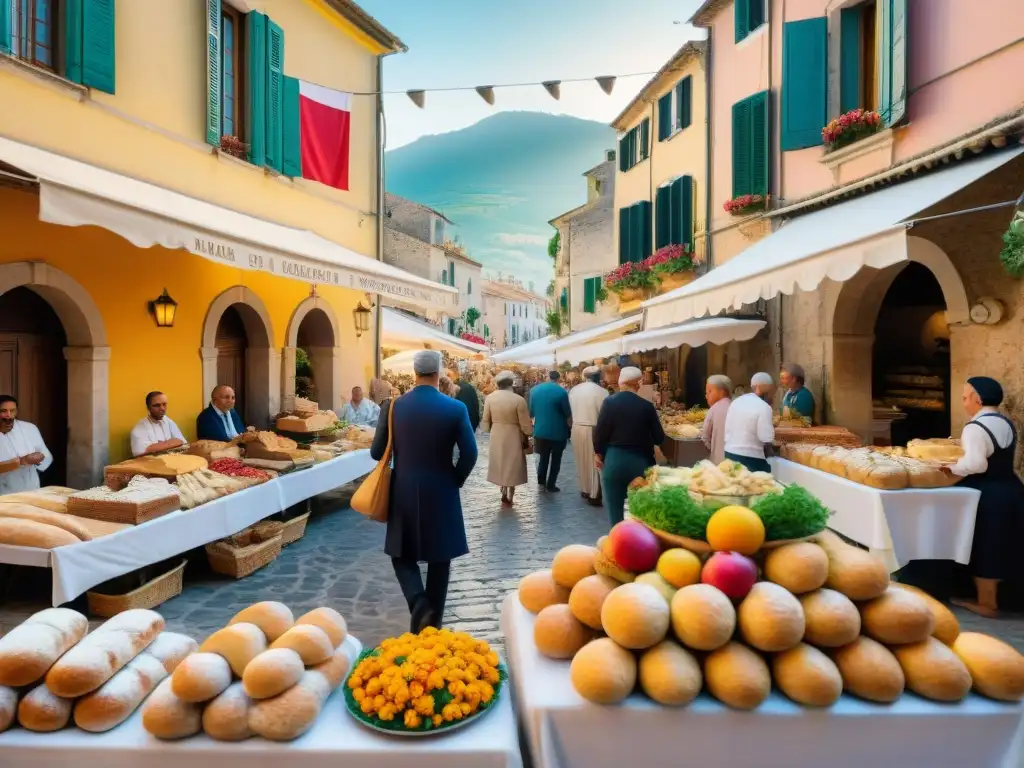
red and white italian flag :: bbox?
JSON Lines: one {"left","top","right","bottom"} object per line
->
{"left": 298, "top": 81, "right": 352, "bottom": 192}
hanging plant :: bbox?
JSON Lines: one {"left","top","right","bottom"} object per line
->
{"left": 822, "top": 109, "right": 883, "bottom": 153}
{"left": 999, "top": 212, "right": 1024, "bottom": 278}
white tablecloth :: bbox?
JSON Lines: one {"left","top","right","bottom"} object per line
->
{"left": 0, "top": 451, "right": 375, "bottom": 605}
{"left": 0, "top": 631, "right": 520, "bottom": 768}
{"left": 770, "top": 458, "right": 980, "bottom": 571}
{"left": 500, "top": 595, "right": 1024, "bottom": 768}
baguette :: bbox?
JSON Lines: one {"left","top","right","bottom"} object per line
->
{"left": 0, "top": 607, "right": 89, "bottom": 686}
{"left": 17, "top": 683, "right": 73, "bottom": 732}
{"left": 142, "top": 678, "right": 202, "bottom": 740}
{"left": 0, "top": 517, "right": 80, "bottom": 548}
{"left": 199, "top": 623, "right": 267, "bottom": 676}
{"left": 170, "top": 652, "right": 233, "bottom": 703}
{"left": 0, "top": 686, "right": 17, "bottom": 733}
{"left": 229, "top": 602, "right": 294, "bottom": 643}
{"left": 45, "top": 609, "right": 164, "bottom": 697}
{"left": 73, "top": 631, "right": 198, "bottom": 732}
{"left": 0, "top": 503, "right": 92, "bottom": 540}
{"left": 202, "top": 682, "right": 253, "bottom": 741}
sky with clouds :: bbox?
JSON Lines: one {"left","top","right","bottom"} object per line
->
{"left": 358, "top": 0, "right": 706, "bottom": 149}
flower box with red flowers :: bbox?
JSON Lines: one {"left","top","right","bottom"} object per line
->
{"left": 822, "top": 109, "right": 883, "bottom": 153}
{"left": 460, "top": 332, "right": 486, "bottom": 345}
{"left": 603, "top": 261, "right": 659, "bottom": 295}
{"left": 643, "top": 244, "right": 695, "bottom": 277}
{"left": 723, "top": 194, "right": 766, "bottom": 217}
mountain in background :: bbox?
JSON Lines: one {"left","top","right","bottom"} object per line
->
{"left": 385, "top": 111, "right": 616, "bottom": 295}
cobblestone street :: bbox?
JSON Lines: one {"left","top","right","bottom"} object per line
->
{"left": 1, "top": 436, "right": 1023, "bottom": 653}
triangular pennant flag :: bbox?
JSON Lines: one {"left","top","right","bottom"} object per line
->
{"left": 475, "top": 86, "right": 495, "bottom": 105}
{"left": 406, "top": 90, "right": 426, "bottom": 108}
{"left": 542, "top": 81, "right": 561, "bottom": 100}
{"left": 596, "top": 76, "right": 616, "bottom": 95}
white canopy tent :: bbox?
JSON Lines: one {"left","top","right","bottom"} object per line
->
{"left": 490, "top": 314, "right": 641, "bottom": 365}
{"left": 381, "top": 308, "right": 489, "bottom": 357}
{"left": 642, "top": 147, "right": 1024, "bottom": 328}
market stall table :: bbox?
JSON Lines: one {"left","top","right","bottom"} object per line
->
{"left": 500, "top": 595, "right": 1024, "bottom": 768}
{"left": 659, "top": 436, "right": 709, "bottom": 467}
{"left": 770, "top": 457, "right": 980, "bottom": 571}
{"left": 0, "top": 451, "right": 375, "bottom": 605}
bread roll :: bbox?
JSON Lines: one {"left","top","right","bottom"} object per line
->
{"left": 0, "top": 517, "right": 80, "bottom": 548}
{"left": 142, "top": 678, "right": 202, "bottom": 740}
{"left": 17, "top": 683, "right": 73, "bottom": 732}
{"left": 892, "top": 637, "right": 971, "bottom": 702}
{"left": 295, "top": 607, "right": 347, "bottom": 648}
{"left": 242, "top": 648, "right": 304, "bottom": 699}
{"left": 200, "top": 623, "right": 268, "bottom": 676}
{"left": 800, "top": 589, "right": 861, "bottom": 647}
{"left": 46, "top": 609, "right": 165, "bottom": 697}
{"left": 772, "top": 643, "right": 843, "bottom": 707}
{"left": 229, "top": 602, "right": 294, "bottom": 643}
{"left": 73, "top": 632, "right": 198, "bottom": 732}
{"left": 953, "top": 632, "right": 1024, "bottom": 702}
{"left": 309, "top": 644, "right": 353, "bottom": 689}
{"left": 0, "top": 503, "right": 92, "bottom": 540}
{"left": 170, "top": 652, "right": 233, "bottom": 703}
{"left": 270, "top": 625, "right": 333, "bottom": 666}
{"left": 833, "top": 636, "right": 905, "bottom": 703}
{"left": 860, "top": 587, "right": 934, "bottom": 645}
{"left": 889, "top": 583, "right": 959, "bottom": 646}
{"left": 0, "top": 607, "right": 88, "bottom": 686}
{"left": 202, "top": 682, "right": 253, "bottom": 741}
{"left": 1, "top": 686, "right": 19, "bottom": 733}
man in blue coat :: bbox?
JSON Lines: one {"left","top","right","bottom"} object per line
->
{"left": 196, "top": 385, "right": 246, "bottom": 441}
{"left": 370, "top": 350, "right": 478, "bottom": 633}
{"left": 529, "top": 370, "right": 572, "bottom": 492}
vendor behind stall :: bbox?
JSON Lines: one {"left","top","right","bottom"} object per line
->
{"left": 946, "top": 376, "right": 1024, "bottom": 618}
{"left": 779, "top": 362, "right": 815, "bottom": 422}
{"left": 0, "top": 395, "right": 52, "bottom": 493}
{"left": 723, "top": 373, "right": 775, "bottom": 473}
{"left": 701, "top": 375, "right": 733, "bottom": 464}
{"left": 130, "top": 391, "right": 187, "bottom": 457}
{"left": 342, "top": 386, "right": 380, "bottom": 428}
{"left": 197, "top": 385, "right": 246, "bottom": 441}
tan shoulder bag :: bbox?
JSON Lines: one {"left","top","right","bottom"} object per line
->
{"left": 351, "top": 398, "right": 395, "bottom": 522}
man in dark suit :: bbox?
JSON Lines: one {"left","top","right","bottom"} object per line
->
{"left": 454, "top": 374, "right": 481, "bottom": 431}
{"left": 196, "top": 385, "right": 246, "bottom": 441}
{"left": 371, "top": 350, "right": 478, "bottom": 633}
{"left": 529, "top": 370, "right": 572, "bottom": 492}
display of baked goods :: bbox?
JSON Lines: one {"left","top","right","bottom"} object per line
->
{"left": 175, "top": 469, "right": 255, "bottom": 509}
{"left": 186, "top": 440, "right": 242, "bottom": 462}
{"left": 243, "top": 457, "right": 296, "bottom": 473}
{"left": 344, "top": 627, "right": 504, "bottom": 733}
{"left": 276, "top": 410, "right": 338, "bottom": 434}
{"left": 773, "top": 425, "right": 862, "bottom": 448}
{"left": 517, "top": 523, "right": 1024, "bottom": 710}
{"left": 0, "top": 486, "right": 76, "bottom": 514}
{"left": 104, "top": 454, "right": 209, "bottom": 490}
{"left": 659, "top": 406, "right": 707, "bottom": 439}
{"left": 281, "top": 395, "right": 320, "bottom": 417}
{"left": 142, "top": 601, "right": 351, "bottom": 741}
{"left": 68, "top": 476, "right": 182, "bottom": 525}
{"left": 0, "top": 607, "right": 199, "bottom": 734}
{"left": 781, "top": 444, "right": 960, "bottom": 489}
{"left": 207, "top": 458, "right": 271, "bottom": 482}
{"left": 335, "top": 424, "right": 374, "bottom": 449}
{"left": 0, "top": 500, "right": 129, "bottom": 547}
{"left": 905, "top": 438, "right": 963, "bottom": 462}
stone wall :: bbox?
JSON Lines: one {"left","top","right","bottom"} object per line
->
{"left": 384, "top": 193, "right": 434, "bottom": 243}
{"left": 382, "top": 227, "right": 432, "bottom": 281}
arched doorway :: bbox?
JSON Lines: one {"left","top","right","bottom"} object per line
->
{"left": 284, "top": 297, "right": 341, "bottom": 412}
{"left": 201, "top": 287, "right": 277, "bottom": 428}
{"left": 0, "top": 287, "right": 69, "bottom": 485}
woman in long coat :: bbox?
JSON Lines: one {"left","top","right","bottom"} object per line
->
{"left": 483, "top": 370, "right": 533, "bottom": 506}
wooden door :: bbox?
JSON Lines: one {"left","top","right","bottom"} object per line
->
{"left": 215, "top": 306, "right": 248, "bottom": 418}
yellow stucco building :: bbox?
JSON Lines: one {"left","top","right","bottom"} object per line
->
{"left": 0, "top": 0, "right": 455, "bottom": 487}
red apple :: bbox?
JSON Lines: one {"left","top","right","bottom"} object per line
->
{"left": 608, "top": 521, "right": 661, "bottom": 573}
{"left": 701, "top": 551, "right": 759, "bottom": 600}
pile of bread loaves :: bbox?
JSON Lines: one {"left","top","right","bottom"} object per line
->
{"left": 143, "top": 601, "right": 350, "bottom": 742}
{"left": 780, "top": 443, "right": 961, "bottom": 490}
{"left": 0, "top": 608, "right": 198, "bottom": 734}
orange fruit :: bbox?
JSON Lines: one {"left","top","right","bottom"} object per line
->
{"left": 656, "top": 548, "right": 702, "bottom": 588}
{"left": 705, "top": 506, "right": 765, "bottom": 555}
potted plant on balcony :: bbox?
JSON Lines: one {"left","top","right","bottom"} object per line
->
{"left": 645, "top": 244, "right": 696, "bottom": 293}
{"left": 724, "top": 194, "right": 767, "bottom": 217}
{"left": 219, "top": 135, "right": 249, "bottom": 160}
{"left": 603, "top": 261, "right": 658, "bottom": 303}
{"left": 822, "top": 108, "right": 883, "bottom": 153}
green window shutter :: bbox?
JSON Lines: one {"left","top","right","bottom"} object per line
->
{"left": 468, "top": 278, "right": 472, "bottom": 296}
{"left": 246, "top": 12, "right": 267, "bottom": 166}
{"left": 628, "top": 203, "right": 643, "bottom": 263}
{"left": 618, "top": 134, "right": 629, "bottom": 171}
{"left": 839, "top": 7, "right": 862, "bottom": 114}
{"left": 677, "top": 76, "right": 692, "bottom": 131}
{"left": 750, "top": 91, "right": 770, "bottom": 196}
{"left": 583, "top": 279, "right": 596, "bottom": 314}
{"left": 780, "top": 18, "right": 827, "bottom": 151}
{"left": 655, "top": 185, "right": 671, "bottom": 249}
{"left": 618, "top": 207, "right": 631, "bottom": 263}
{"left": 449, "top": 261, "right": 455, "bottom": 287}
{"left": 748, "top": 0, "right": 766, "bottom": 32}
{"left": 265, "top": 19, "right": 285, "bottom": 172}
{"left": 80, "top": 0, "right": 115, "bottom": 93}
{"left": 205, "top": 0, "right": 223, "bottom": 147}
{"left": 484, "top": 324, "right": 489, "bottom": 338}
{"left": 639, "top": 118, "right": 650, "bottom": 160}
{"left": 0, "top": 0, "right": 11, "bottom": 55}
{"left": 657, "top": 92, "right": 673, "bottom": 141}
{"left": 560, "top": 288, "right": 568, "bottom": 310}
{"left": 64, "top": 0, "right": 83, "bottom": 82}
{"left": 282, "top": 75, "right": 302, "bottom": 178}
{"left": 735, "top": 0, "right": 750, "bottom": 42}
{"left": 677, "top": 176, "right": 694, "bottom": 247}
{"left": 637, "top": 200, "right": 652, "bottom": 260}
{"left": 731, "top": 98, "right": 752, "bottom": 197}
{"left": 879, "top": 0, "right": 908, "bottom": 126}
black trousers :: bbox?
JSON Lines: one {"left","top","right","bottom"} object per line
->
{"left": 535, "top": 437, "right": 567, "bottom": 488}
{"left": 391, "top": 557, "right": 451, "bottom": 625}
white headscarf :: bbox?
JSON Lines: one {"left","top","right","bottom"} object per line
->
{"left": 618, "top": 367, "right": 643, "bottom": 385}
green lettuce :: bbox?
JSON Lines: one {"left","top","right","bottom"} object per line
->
{"left": 627, "top": 485, "right": 712, "bottom": 540}
{"left": 752, "top": 484, "right": 830, "bottom": 541}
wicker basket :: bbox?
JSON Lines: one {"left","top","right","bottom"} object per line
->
{"left": 206, "top": 534, "right": 282, "bottom": 579}
{"left": 86, "top": 559, "right": 186, "bottom": 617}
{"left": 280, "top": 511, "right": 311, "bottom": 546}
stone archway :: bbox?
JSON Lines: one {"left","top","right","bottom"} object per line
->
{"left": 825, "top": 236, "right": 969, "bottom": 439}
{"left": 0, "top": 262, "right": 108, "bottom": 488}
{"left": 201, "top": 286, "right": 279, "bottom": 427}
{"left": 283, "top": 296, "right": 342, "bottom": 412}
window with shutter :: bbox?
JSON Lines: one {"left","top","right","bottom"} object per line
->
{"left": 618, "top": 207, "right": 631, "bottom": 264}
{"left": 11, "top": 0, "right": 57, "bottom": 70}
{"left": 673, "top": 176, "right": 695, "bottom": 248}
{"left": 583, "top": 278, "right": 596, "bottom": 314}
{"left": 839, "top": 6, "right": 863, "bottom": 114}
{"left": 265, "top": 19, "right": 285, "bottom": 172}
{"left": 618, "top": 133, "right": 630, "bottom": 171}
{"left": 676, "top": 76, "right": 692, "bottom": 131}
{"left": 781, "top": 18, "right": 827, "bottom": 151}
{"left": 282, "top": 74, "right": 301, "bottom": 177}
{"left": 634, "top": 201, "right": 652, "bottom": 262}
{"left": 878, "top": 0, "right": 907, "bottom": 126}
{"left": 639, "top": 118, "right": 650, "bottom": 161}
{"left": 448, "top": 261, "right": 455, "bottom": 287}
{"left": 731, "top": 99, "right": 752, "bottom": 197}
{"left": 79, "top": 0, "right": 115, "bottom": 92}
{"left": 731, "top": 91, "right": 770, "bottom": 197}
{"left": 735, "top": 0, "right": 766, "bottom": 44}
{"left": 657, "top": 92, "right": 673, "bottom": 141}
{"left": 246, "top": 11, "right": 267, "bottom": 166}
{"left": 484, "top": 324, "right": 489, "bottom": 338}
{"left": 560, "top": 288, "right": 568, "bottom": 311}
{"left": 0, "top": 0, "right": 10, "bottom": 55}
{"left": 655, "top": 185, "right": 671, "bottom": 249}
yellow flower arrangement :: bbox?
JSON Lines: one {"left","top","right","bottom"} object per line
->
{"left": 345, "top": 627, "right": 505, "bottom": 732}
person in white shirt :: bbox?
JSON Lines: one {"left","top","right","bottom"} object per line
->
{"left": 943, "top": 376, "right": 1024, "bottom": 618}
{"left": 0, "top": 395, "right": 53, "bottom": 494}
{"left": 130, "top": 391, "right": 187, "bottom": 457}
{"left": 569, "top": 366, "right": 609, "bottom": 506}
{"left": 342, "top": 386, "right": 380, "bottom": 428}
{"left": 723, "top": 372, "right": 775, "bottom": 473}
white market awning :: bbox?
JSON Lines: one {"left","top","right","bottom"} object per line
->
{"left": 381, "top": 308, "right": 489, "bottom": 356}
{"left": 643, "top": 147, "right": 1024, "bottom": 328}
{"left": 490, "top": 314, "right": 641, "bottom": 364}
{"left": 0, "top": 136, "right": 457, "bottom": 311}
